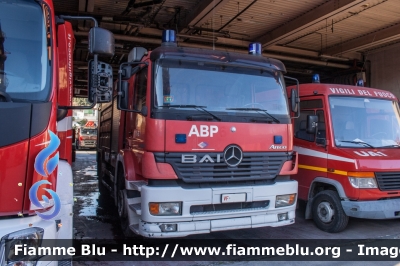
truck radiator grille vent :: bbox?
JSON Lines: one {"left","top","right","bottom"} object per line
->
{"left": 159, "top": 152, "right": 289, "bottom": 183}
{"left": 375, "top": 172, "right": 400, "bottom": 191}
{"left": 190, "top": 200, "right": 270, "bottom": 215}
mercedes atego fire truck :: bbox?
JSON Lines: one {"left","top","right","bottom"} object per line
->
{"left": 76, "top": 121, "right": 98, "bottom": 150}
{"left": 0, "top": 0, "right": 114, "bottom": 264}
{"left": 97, "top": 30, "right": 299, "bottom": 238}
{"left": 290, "top": 75, "right": 400, "bottom": 232}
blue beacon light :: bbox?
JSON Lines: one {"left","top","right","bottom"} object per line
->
{"left": 162, "top": 30, "right": 177, "bottom": 46}
{"left": 312, "top": 74, "right": 320, "bottom": 83}
{"left": 249, "top": 42, "right": 262, "bottom": 55}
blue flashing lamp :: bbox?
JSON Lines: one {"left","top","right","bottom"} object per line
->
{"left": 248, "top": 42, "right": 262, "bottom": 55}
{"left": 357, "top": 79, "right": 364, "bottom": 87}
{"left": 175, "top": 134, "right": 186, "bottom": 144}
{"left": 274, "top": 135, "right": 283, "bottom": 144}
{"left": 312, "top": 74, "right": 320, "bottom": 83}
{"left": 162, "top": 30, "right": 176, "bottom": 43}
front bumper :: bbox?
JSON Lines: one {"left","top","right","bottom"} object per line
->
{"left": 139, "top": 180, "right": 297, "bottom": 237}
{"left": 342, "top": 198, "right": 400, "bottom": 219}
{"left": 0, "top": 215, "right": 71, "bottom": 266}
{"left": 0, "top": 161, "right": 73, "bottom": 265}
{"left": 80, "top": 141, "right": 96, "bottom": 148}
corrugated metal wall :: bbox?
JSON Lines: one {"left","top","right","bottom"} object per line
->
{"left": 368, "top": 42, "right": 400, "bottom": 98}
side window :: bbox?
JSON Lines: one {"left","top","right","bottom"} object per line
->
{"left": 316, "top": 110, "right": 326, "bottom": 139}
{"left": 134, "top": 67, "right": 147, "bottom": 111}
{"left": 294, "top": 110, "right": 315, "bottom": 141}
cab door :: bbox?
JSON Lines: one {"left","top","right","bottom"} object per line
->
{"left": 124, "top": 65, "right": 148, "bottom": 179}
{"left": 293, "top": 97, "right": 328, "bottom": 200}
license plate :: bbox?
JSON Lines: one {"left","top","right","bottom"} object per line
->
{"left": 221, "top": 193, "right": 246, "bottom": 203}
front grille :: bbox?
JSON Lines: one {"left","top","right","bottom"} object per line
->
{"left": 190, "top": 200, "right": 270, "bottom": 215}
{"left": 157, "top": 152, "right": 289, "bottom": 183}
{"left": 376, "top": 172, "right": 400, "bottom": 191}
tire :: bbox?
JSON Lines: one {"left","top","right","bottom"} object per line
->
{"left": 97, "top": 154, "right": 107, "bottom": 195}
{"left": 311, "top": 190, "right": 349, "bottom": 233}
{"left": 116, "top": 168, "right": 135, "bottom": 238}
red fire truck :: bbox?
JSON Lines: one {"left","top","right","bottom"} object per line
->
{"left": 76, "top": 121, "right": 98, "bottom": 150}
{"left": 291, "top": 75, "right": 400, "bottom": 232}
{"left": 0, "top": 0, "right": 113, "bottom": 264}
{"left": 97, "top": 31, "right": 299, "bottom": 238}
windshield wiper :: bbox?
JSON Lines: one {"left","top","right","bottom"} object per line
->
{"left": 160, "top": 105, "right": 221, "bottom": 121}
{"left": 339, "top": 140, "right": 375, "bottom": 148}
{"left": 379, "top": 144, "right": 400, "bottom": 148}
{"left": 0, "top": 91, "right": 12, "bottom": 102}
{"left": 226, "top": 107, "right": 280, "bottom": 123}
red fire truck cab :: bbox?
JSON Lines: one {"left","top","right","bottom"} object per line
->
{"left": 97, "top": 31, "right": 299, "bottom": 238}
{"left": 0, "top": 0, "right": 114, "bottom": 264}
{"left": 291, "top": 77, "right": 400, "bottom": 232}
{"left": 76, "top": 121, "right": 98, "bottom": 149}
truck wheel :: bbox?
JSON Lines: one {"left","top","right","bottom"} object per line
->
{"left": 97, "top": 155, "right": 107, "bottom": 195}
{"left": 311, "top": 190, "right": 348, "bottom": 233}
{"left": 117, "top": 171, "right": 135, "bottom": 238}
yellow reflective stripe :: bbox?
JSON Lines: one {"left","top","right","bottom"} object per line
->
{"left": 298, "top": 164, "right": 348, "bottom": 176}
{"left": 298, "top": 164, "right": 327, "bottom": 173}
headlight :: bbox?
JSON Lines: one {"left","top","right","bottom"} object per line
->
{"left": 348, "top": 172, "right": 377, "bottom": 189}
{"left": 149, "top": 202, "right": 181, "bottom": 216}
{"left": 275, "top": 194, "right": 296, "bottom": 208}
{"left": 0, "top": 227, "right": 44, "bottom": 266}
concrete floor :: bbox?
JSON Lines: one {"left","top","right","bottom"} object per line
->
{"left": 72, "top": 151, "right": 400, "bottom": 265}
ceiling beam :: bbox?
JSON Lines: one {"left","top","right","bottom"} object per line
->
{"left": 324, "top": 23, "right": 400, "bottom": 55}
{"left": 257, "top": 0, "right": 365, "bottom": 48}
{"left": 78, "top": 0, "right": 86, "bottom": 12}
{"left": 87, "top": 0, "right": 95, "bottom": 13}
{"left": 181, "top": 0, "right": 230, "bottom": 33}
{"left": 74, "top": 31, "right": 349, "bottom": 68}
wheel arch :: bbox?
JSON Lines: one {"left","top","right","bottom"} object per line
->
{"left": 305, "top": 177, "right": 347, "bottom": 219}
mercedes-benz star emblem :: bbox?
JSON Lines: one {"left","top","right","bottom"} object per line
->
{"left": 223, "top": 145, "right": 243, "bottom": 167}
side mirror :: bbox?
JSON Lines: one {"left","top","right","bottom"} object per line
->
{"left": 141, "top": 106, "right": 148, "bottom": 116}
{"left": 89, "top": 27, "right": 115, "bottom": 56}
{"left": 88, "top": 60, "right": 113, "bottom": 103}
{"left": 290, "top": 89, "right": 299, "bottom": 113}
{"left": 284, "top": 76, "right": 300, "bottom": 118}
{"left": 119, "top": 80, "right": 129, "bottom": 110}
{"left": 316, "top": 138, "right": 326, "bottom": 146}
{"left": 117, "top": 61, "right": 148, "bottom": 112}
{"left": 128, "top": 47, "right": 148, "bottom": 62}
{"left": 306, "top": 115, "right": 318, "bottom": 134}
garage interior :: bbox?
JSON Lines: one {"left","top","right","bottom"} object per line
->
{"left": 53, "top": 0, "right": 400, "bottom": 98}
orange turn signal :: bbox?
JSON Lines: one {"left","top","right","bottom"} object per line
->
{"left": 347, "top": 171, "right": 375, "bottom": 178}
{"left": 288, "top": 194, "right": 296, "bottom": 205}
{"left": 149, "top": 203, "right": 159, "bottom": 215}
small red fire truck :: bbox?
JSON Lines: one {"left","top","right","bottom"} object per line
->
{"left": 97, "top": 30, "right": 299, "bottom": 238}
{"left": 291, "top": 75, "right": 400, "bottom": 232}
{"left": 76, "top": 121, "right": 98, "bottom": 150}
{"left": 0, "top": 0, "right": 114, "bottom": 264}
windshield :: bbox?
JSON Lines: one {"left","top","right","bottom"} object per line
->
{"left": 0, "top": 0, "right": 50, "bottom": 101}
{"left": 81, "top": 129, "right": 97, "bottom": 135}
{"left": 330, "top": 96, "right": 400, "bottom": 148}
{"left": 154, "top": 59, "right": 289, "bottom": 116}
